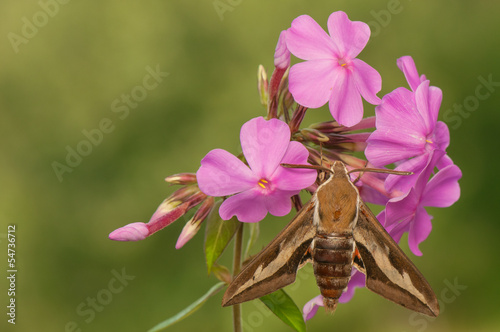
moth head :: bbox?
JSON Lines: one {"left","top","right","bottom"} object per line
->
{"left": 330, "top": 161, "right": 348, "bottom": 179}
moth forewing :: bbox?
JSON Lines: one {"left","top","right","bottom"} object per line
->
{"left": 221, "top": 200, "right": 316, "bottom": 307}
{"left": 353, "top": 201, "right": 440, "bottom": 316}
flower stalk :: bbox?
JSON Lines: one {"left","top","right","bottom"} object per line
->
{"left": 232, "top": 223, "right": 244, "bottom": 332}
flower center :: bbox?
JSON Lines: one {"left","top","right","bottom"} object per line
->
{"left": 257, "top": 178, "right": 269, "bottom": 189}
{"left": 424, "top": 135, "right": 437, "bottom": 152}
{"left": 337, "top": 57, "right": 351, "bottom": 69}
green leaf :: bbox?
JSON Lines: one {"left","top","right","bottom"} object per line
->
{"left": 260, "top": 289, "right": 306, "bottom": 332}
{"left": 148, "top": 282, "right": 225, "bottom": 332}
{"left": 244, "top": 222, "right": 260, "bottom": 258}
{"left": 211, "top": 263, "right": 232, "bottom": 284}
{"left": 204, "top": 200, "right": 240, "bottom": 273}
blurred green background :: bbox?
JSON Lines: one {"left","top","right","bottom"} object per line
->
{"left": 1, "top": 0, "right": 498, "bottom": 331}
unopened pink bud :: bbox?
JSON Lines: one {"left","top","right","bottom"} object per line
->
{"left": 175, "top": 222, "right": 199, "bottom": 249}
{"left": 109, "top": 222, "right": 149, "bottom": 241}
{"left": 274, "top": 30, "right": 290, "bottom": 69}
{"left": 268, "top": 30, "right": 290, "bottom": 107}
{"left": 175, "top": 196, "right": 214, "bottom": 249}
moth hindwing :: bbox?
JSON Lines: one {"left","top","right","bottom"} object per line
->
{"left": 222, "top": 161, "right": 439, "bottom": 317}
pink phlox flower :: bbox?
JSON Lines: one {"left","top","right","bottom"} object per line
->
{"left": 377, "top": 150, "right": 462, "bottom": 256}
{"left": 196, "top": 117, "right": 316, "bottom": 223}
{"left": 286, "top": 11, "right": 382, "bottom": 127}
{"left": 366, "top": 57, "right": 453, "bottom": 192}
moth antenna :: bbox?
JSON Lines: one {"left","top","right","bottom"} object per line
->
{"left": 348, "top": 168, "right": 413, "bottom": 176}
{"left": 280, "top": 163, "right": 332, "bottom": 173}
{"left": 318, "top": 142, "right": 327, "bottom": 182}
{"left": 319, "top": 142, "right": 324, "bottom": 168}
{"left": 352, "top": 160, "right": 369, "bottom": 185}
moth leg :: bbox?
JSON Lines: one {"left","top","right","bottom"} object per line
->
{"left": 353, "top": 247, "right": 366, "bottom": 274}
{"left": 298, "top": 245, "right": 313, "bottom": 269}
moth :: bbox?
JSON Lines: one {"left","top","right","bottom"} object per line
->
{"left": 222, "top": 161, "right": 439, "bottom": 317}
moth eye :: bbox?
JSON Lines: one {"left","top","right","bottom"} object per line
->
{"left": 318, "top": 171, "right": 330, "bottom": 183}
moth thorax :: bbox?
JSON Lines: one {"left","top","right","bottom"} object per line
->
{"left": 312, "top": 235, "right": 355, "bottom": 313}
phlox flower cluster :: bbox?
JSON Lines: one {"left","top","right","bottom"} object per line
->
{"left": 108, "top": 10, "right": 461, "bottom": 323}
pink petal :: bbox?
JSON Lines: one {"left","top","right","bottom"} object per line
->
{"left": 358, "top": 180, "right": 390, "bottom": 206}
{"left": 109, "top": 222, "right": 149, "bottom": 241}
{"left": 197, "top": 149, "right": 256, "bottom": 196}
{"left": 384, "top": 217, "right": 410, "bottom": 244}
{"left": 377, "top": 209, "right": 387, "bottom": 227}
{"left": 413, "top": 150, "right": 445, "bottom": 197}
{"left": 414, "top": 81, "right": 435, "bottom": 133}
{"left": 303, "top": 295, "right": 324, "bottom": 321}
{"left": 339, "top": 270, "right": 366, "bottom": 303}
{"left": 219, "top": 189, "right": 268, "bottom": 223}
{"left": 286, "top": 15, "right": 337, "bottom": 60}
{"left": 289, "top": 59, "right": 339, "bottom": 108}
{"left": 240, "top": 117, "right": 290, "bottom": 179}
{"left": 264, "top": 190, "right": 296, "bottom": 217}
{"left": 327, "top": 11, "right": 370, "bottom": 58}
{"left": 421, "top": 165, "right": 462, "bottom": 208}
{"left": 433, "top": 121, "right": 450, "bottom": 152}
{"left": 427, "top": 86, "right": 443, "bottom": 132}
{"left": 397, "top": 56, "right": 422, "bottom": 92}
{"left": 329, "top": 69, "right": 363, "bottom": 127}
{"left": 437, "top": 153, "right": 454, "bottom": 170}
{"left": 365, "top": 138, "right": 424, "bottom": 168}
{"left": 384, "top": 189, "right": 419, "bottom": 228}
{"left": 365, "top": 88, "right": 428, "bottom": 166}
{"left": 408, "top": 207, "right": 433, "bottom": 256}
{"left": 384, "top": 154, "right": 429, "bottom": 193}
{"left": 271, "top": 141, "right": 317, "bottom": 191}
{"left": 352, "top": 59, "right": 382, "bottom": 105}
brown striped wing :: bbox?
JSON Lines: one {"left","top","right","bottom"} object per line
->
{"left": 353, "top": 201, "right": 440, "bottom": 316}
{"left": 222, "top": 200, "right": 315, "bottom": 306}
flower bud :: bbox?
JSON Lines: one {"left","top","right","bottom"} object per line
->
{"left": 109, "top": 222, "right": 149, "bottom": 241}
{"left": 336, "top": 142, "right": 367, "bottom": 152}
{"left": 149, "top": 185, "right": 199, "bottom": 221}
{"left": 310, "top": 116, "right": 376, "bottom": 134}
{"left": 274, "top": 30, "right": 290, "bottom": 70}
{"left": 164, "top": 173, "right": 197, "bottom": 185}
{"left": 309, "top": 121, "right": 342, "bottom": 134}
{"left": 175, "top": 196, "right": 215, "bottom": 249}
{"left": 268, "top": 30, "right": 290, "bottom": 105}
{"left": 258, "top": 65, "right": 269, "bottom": 107}
{"left": 289, "top": 105, "right": 308, "bottom": 133}
{"left": 109, "top": 186, "right": 207, "bottom": 242}
{"left": 300, "top": 128, "right": 330, "bottom": 144}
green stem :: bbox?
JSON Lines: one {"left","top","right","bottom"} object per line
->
{"left": 232, "top": 223, "right": 243, "bottom": 332}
